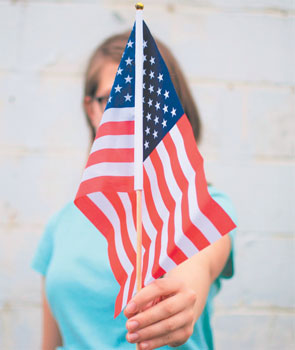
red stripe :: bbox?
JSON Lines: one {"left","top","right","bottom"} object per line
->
{"left": 143, "top": 167, "right": 166, "bottom": 279}
{"left": 142, "top": 225, "right": 151, "bottom": 287}
{"left": 74, "top": 196, "right": 127, "bottom": 318}
{"left": 163, "top": 132, "right": 210, "bottom": 250}
{"left": 104, "top": 192, "right": 137, "bottom": 302}
{"left": 76, "top": 176, "right": 133, "bottom": 198}
{"left": 127, "top": 192, "right": 151, "bottom": 289}
{"left": 86, "top": 149, "right": 134, "bottom": 168}
{"left": 96, "top": 121, "right": 134, "bottom": 138}
{"left": 177, "top": 116, "right": 236, "bottom": 234}
{"left": 150, "top": 149, "right": 188, "bottom": 264}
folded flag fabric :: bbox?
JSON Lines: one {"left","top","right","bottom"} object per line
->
{"left": 74, "top": 21, "right": 236, "bottom": 317}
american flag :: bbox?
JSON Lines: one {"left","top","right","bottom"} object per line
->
{"left": 75, "top": 22, "right": 236, "bottom": 317}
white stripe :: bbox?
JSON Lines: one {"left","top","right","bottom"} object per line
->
{"left": 118, "top": 193, "right": 138, "bottom": 252}
{"left": 142, "top": 190, "right": 159, "bottom": 286}
{"left": 82, "top": 162, "right": 133, "bottom": 182}
{"left": 118, "top": 193, "right": 143, "bottom": 302}
{"left": 100, "top": 107, "right": 134, "bottom": 125}
{"left": 144, "top": 157, "right": 177, "bottom": 272}
{"left": 170, "top": 125, "right": 222, "bottom": 243}
{"left": 119, "top": 193, "right": 146, "bottom": 293}
{"left": 87, "top": 192, "right": 134, "bottom": 308}
{"left": 91, "top": 134, "right": 133, "bottom": 153}
{"left": 157, "top": 142, "right": 199, "bottom": 257}
{"left": 131, "top": 276, "right": 138, "bottom": 298}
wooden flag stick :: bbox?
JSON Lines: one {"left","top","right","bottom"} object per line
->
{"left": 136, "top": 189, "right": 142, "bottom": 350}
{"left": 134, "top": 3, "right": 144, "bottom": 350}
{"left": 136, "top": 189, "right": 143, "bottom": 294}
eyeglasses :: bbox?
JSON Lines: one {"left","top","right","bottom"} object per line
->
{"left": 94, "top": 95, "right": 109, "bottom": 112}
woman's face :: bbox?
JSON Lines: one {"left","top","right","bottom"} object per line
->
{"left": 85, "top": 60, "right": 119, "bottom": 131}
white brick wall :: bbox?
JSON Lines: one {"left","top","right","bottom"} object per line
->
{"left": 0, "top": 1, "right": 294, "bottom": 349}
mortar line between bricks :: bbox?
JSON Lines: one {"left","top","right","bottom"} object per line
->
{"left": 0, "top": 149, "right": 88, "bottom": 157}
{"left": 237, "top": 234, "right": 295, "bottom": 240}
{"left": 0, "top": 224, "right": 47, "bottom": 232}
{"left": 190, "top": 79, "right": 295, "bottom": 91}
{"left": 214, "top": 307, "right": 295, "bottom": 316}
{"left": 107, "top": 2, "right": 295, "bottom": 18}
{"left": 0, "top": 302, "right": 41, "bottom": 311}
{"left": 1, "top": 149, "right": 295, "bottom": 165}
{"left": 0, "top": 68, "right": 83, "bottom": 79}
{"left": 2, "top": 0, "right": 295, "bottom": 17}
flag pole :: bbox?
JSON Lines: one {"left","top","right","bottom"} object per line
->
{"left": 134, "top": 3, "right": 144, "bottom": 349}
{"left": 134, "top": 2, "right": 144, "bottom": 295}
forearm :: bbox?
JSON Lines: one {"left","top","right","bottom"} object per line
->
{"left": 165, "top": 234, "right": 231, "bottom": 323}
{"left": 42, "top": 279, "right": 63, "bottom": 350}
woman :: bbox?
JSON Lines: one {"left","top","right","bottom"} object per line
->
{"left": 31, "top": 30, "right": 237, "bottom": 350}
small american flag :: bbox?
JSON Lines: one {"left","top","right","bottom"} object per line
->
{"left": 75, "top": 22, "right": 236, "bottom": 317}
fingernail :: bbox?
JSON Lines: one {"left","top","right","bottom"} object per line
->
{"left": 128, "top": 332, "right": 139, "bottom": 342}
{"left": 127, "top": 320, "right": 139, "bottom": 331}
{"left": 140, "top": 342, "right": 149, "bottom": 350}
{"left": 125, "top": 301, "right": 137, "bottom": 313}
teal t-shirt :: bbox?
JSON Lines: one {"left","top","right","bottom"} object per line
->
{"left": 31, "top": 186, "right": 237, "bottom": 350}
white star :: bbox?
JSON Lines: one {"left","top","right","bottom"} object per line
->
{"left": 145, "top": 126, "right": 150, "bottom": 135}
{"left": 125, "top": 57, "right": 133, "bottom": 65}
{"left": 155, "top": 102, "right": 160, "bottom": 110}
{"left": 124, "top": 93, "right": 132, "bottom": 102}
{"left": 148, "top": 85, "right": 154, "bottom": 93}
{"left": 146, "top": 112, "right": 152, "bottom": 121}
{"left": 153, "top": 130, "right": 158, "bottom": 138}
{"left": 143, "top": 82, "right": 146, "bottom": 89}
{"left": 143, "top": 69, "right": 146, "bottom": 76}
{"left": 164, "top": 90, "right": 169, "bottom": 99}
{"left": 115, "top": 84, "right": 122, "bottom": 93}
{"left": 154, "top": 116, "right": 159, "bottom": 124}
{"left": 124, "top": 75, "right": 132, "bottom": 83}
{"left": 143, "top": 55, "right": 147, "bottom": 62}
{"left": 171, "top": 107, "right": 176, "bottom": 117}
{"left": 163, "top": 104, "right": 168, "bottom": 113}
{"left": 144, "top": 140, "right": 149, "bottom": 149}
{"left": 158, "top": 73, "right": 163, "bottom": 82}
{"left": 149, "top": 70, "right": 155, "bottom": 79}
{"left": 143, "top": 40, "right": 148, "bottom": 48}
{"left": 117, "top": 67, "right": 123, "bottom": 75}
{"left": 162, "top": 119, "right": 167, "bottom": 127}
{"left": 150, "top": 56, "right": 155, "bottom": 65}
{"left": 127, "top": 40, "right": 134, "bottom": 48}
{"left": 157, "top": 88, "right": 162, "bottom": 96}
{"left": 148, "top": 99, "right": 153, "bottom": 107}
{"left": 108, "top": 96, "right": 112, "bottom": 103}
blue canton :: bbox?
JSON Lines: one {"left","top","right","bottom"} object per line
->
{"left": 141, "top": 22, "right": 183, "bottom": 159}
{"left": 105, "top": 22, "right": 184, "bottom": 161}
{"left": 105, "top": 25, "right": 136, "bottom": 112}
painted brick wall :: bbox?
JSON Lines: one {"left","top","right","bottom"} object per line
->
{"left": 0, "top": 1, "right": 294, "bottom": 349}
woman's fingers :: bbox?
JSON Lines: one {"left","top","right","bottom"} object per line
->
{"left": 125, "top": 277, "right": 197, "bottom": 349}
{"left": 126, "top": 308, "right": 194, "bottom": 345}
{"left": 124, "top": 278, "right": 177, "bottom": 318}
{"left": 133, "top": 326, "right": 194, "bottom": 350}
{"left": 126, "top": 291, "right": 187, "bottom": 332}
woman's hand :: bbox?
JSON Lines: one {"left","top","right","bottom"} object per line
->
{"left": 124, "top": 235, "right": 232, "bottom": 349}
{"left": 124, "top": 277, "right": 197, "bottom": 350}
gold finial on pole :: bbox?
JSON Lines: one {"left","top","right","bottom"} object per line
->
{"left": 135, "top": 2, "right": 144, "bottom": 10}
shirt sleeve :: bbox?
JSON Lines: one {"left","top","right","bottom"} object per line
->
{"left": 31, "top": 212, "right": 59, "bottom": 276}
{"left": 208, "top": 187, "right": 238, "bottom": 279}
